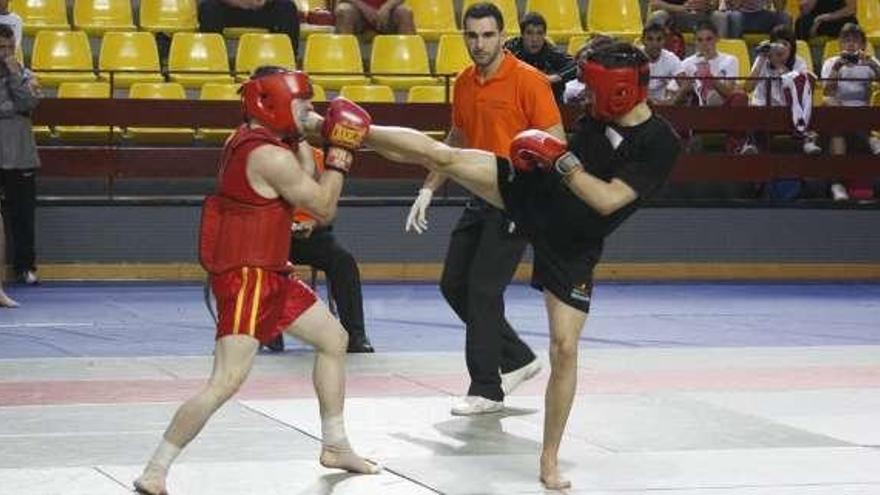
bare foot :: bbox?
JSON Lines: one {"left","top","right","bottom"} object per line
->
{"left": 540, "top": 457, "right": 571, "bottom": 491}
{"left": 0, "top": 291, "right": 18, "bottom": 308}
{"left": 320, "top": 445, "right": 381, "bottom": 474}
{"left": 133, "top": 465, "right": 168, "bottom": 495}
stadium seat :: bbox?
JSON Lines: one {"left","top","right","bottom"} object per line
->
{"left": 167, "top": 32, "right": 234, "bottom": 88}
{"left": 566, "top": 34, "right": 589, "bottom": 56}
{"left": 9, "top": 0, "right": 69, "bottom": 35}
{"left": 126, "top": 82, "right": 195, "bottom": 143}
{"left": 525, "top": 0, "right": 584, "bottom": 41}
{"left": 370, "top": 35, "right": 438, "bottom": 89}
{"left": 822, "top": 39, "right": 876, "bottom": 62}
{"left": 796, "top": 40, "right": 814, "bottom": 72}
{"left": 98, "top": 31, "right": 164, "bottom": 88}
{"left": 407, "top": 84, "right": 452, "bottom": 103}
{"left": 585, "top": 0, "right": 642, "bottom": 41}
{"left": 859, "top": 0, "right": 880, "bottom": 44}
{"left": 222, "top": 27, "right": 269, "bottom": 38}
{"left": 435, "top": 34, "right": 470, "bottom": 76}
{"left": 139, "top": 0, "right": 198, "bottom": 33}
{"left": 302, "top": 34, "right": 368, "bottom": 89}
{"left": 339, "top": 84, "right": 395, "bottom": 102}
{"left": 31, "top": 30, "right": 97, "bottom": 86}
{"left": 311, "top": 83, "right": 326, "bottom": 102}
{"left": 716, "top": 38, "right": 751, "bottom": 78}
{"left": 460, "top": 0, "right": 518, "bottom": 35}
{"left": 406, "top": 0, "right": 457, "bottom": 41}
{"left": 198, "top": 83, "right": 241, "bottom": 143}
{"left": 73, "top": 0, "right": 135, "bottom": 35}
{"left": 55, "top": 82, "right": 117, "bottom": 142}
{"left": 235, "top": 33, "right": 296, "bottom": 81}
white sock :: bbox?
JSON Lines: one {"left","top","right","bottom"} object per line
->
{"left": 321, "top": 414, "right": 350, "bottom": 450}
{"left": 147, "top": 439, "right": 182, "bottom": 472}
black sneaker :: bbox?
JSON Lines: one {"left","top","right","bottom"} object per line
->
{"left": 17, "top": 270, "right": 39, "bottom": 285}
{"left": 347, "top": 335, "right": 375, "bottom": 353}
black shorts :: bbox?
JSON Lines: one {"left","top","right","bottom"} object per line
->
{"left": 496, "top": 157, "right": 600, "bottom": 314}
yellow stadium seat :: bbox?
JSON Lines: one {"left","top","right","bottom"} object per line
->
{"left": 796, "top": 40, "right": 814, "bottom": 72}
{"left": 223, "top": 27, "right": 269, "bottom": 38}
{"left": 98, "top": 31, "right": 164, "bottom": 88}
{"left": 311, "top": 83, "right": 327, "bottom": 102}
{"left": 168, "top": 32, "right": 234, "bottom": 88}
{"left": 73, "top": 0, "right": 135, "bottom": 35}
{"left": 235, "top": 33, "right": 296, "bottom": 81}
{"left": 370, "top": 35, "right": 438, "bottom": 89}
{"left": 55, "top": 82, "right": 117, "bottom": 142}
{"left": 31, "top": 30, "right": 97, "bottom": 86}
{"left": 716, "top": 38, "right": 751, "bottom": 78}
{"left": 435, "top": 34, "right": 470, "bottom": 76}
{"left": 460, "top": 0, "right": 518, "bottom": 35}
{"left": 406, "top": 0, "right": 457, "bottom": 41}
{"left": 407, "top": 84, "right": 452, "bottom": 103}
{"left": 339, "top": 84, "right": 395, "bottom": 102}
{"left": 10, "top": 0, "right": 69, "bottom": 35}
{"left": 198, "top": 83, "right": 240, "bottom": 143}
{"left": 566, "top": 34, "right": 590, "bottom": 56}
{"left": 586, "top": 0, "right": 642, "bottom": 41}
{"left": 823, "top": 39, "right": 876, "bottom": 61}
{"left": 139, "top": 0, "right": 198, "bottom": 33}
{"left": 126, "top": 82, "right": 195, "bottom": 143}
{"left": 303, "top": 34, "right": 368, "bottom": 89}
{"left": 525, "top": 0, "right": 584, "bottom": 41}
{"left": 860, "top": 0, "right": 880, "bottom": 44}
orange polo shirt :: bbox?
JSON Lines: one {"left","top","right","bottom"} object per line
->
{"left": 452, "top": 51, "right": 561, "bottom": 159}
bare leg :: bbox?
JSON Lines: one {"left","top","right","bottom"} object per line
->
{"left": 365, "top": 124, "right": 505, "bottom": 208}
{"left": 540, "top": 290, "right": 587, "bottom": 490}
{"left": 0, "top": 213, "right": 18, "bottom": 308}
{"left": 134, "top": 335, "right": 259, "bottom": 494}
{"left": 284, "top": 301, "right": 380, "bottom": 474}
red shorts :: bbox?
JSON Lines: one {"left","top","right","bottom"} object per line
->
{"left": 211, "top": 267, "right": 317, "bottom": 344}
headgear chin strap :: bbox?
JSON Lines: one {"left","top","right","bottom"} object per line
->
{"left": 580, "top": 56, "right": 649, "bottom": 121}
{"left": 241, "top": 70, "right": 313, "bottom": 140}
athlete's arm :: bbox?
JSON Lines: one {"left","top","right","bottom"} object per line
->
{"left": 561, "top": 171, "right": 638, "bottom": 216}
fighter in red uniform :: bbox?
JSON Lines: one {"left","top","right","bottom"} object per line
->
{"left": 134, "top": 66, "right": 378, "bottom": 495}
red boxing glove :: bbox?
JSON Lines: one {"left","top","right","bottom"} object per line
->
{"left": 510, "top": 129, "right": 567, "bottom": 172}
{"left": 321, "top": 97, "right": 372, "bottom": 150}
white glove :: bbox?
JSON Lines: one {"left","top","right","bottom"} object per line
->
{"left": 405, "top": 188, "right": 433, "bottom": 234}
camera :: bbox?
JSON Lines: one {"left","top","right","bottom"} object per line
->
{"left": 841, "top": 52, "right": 860, "bottom": 64}
{"left": 756, "top": 40, "right": 773, "bottom": 55}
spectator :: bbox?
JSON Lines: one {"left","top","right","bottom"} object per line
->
{"left": 0, "top": 0, "right": 21, "bottom": 47}
{"left": 677, "top": 22, "right": 755, "bottom": 153}
{"left": 648, "top": 0, "right": 728, "bottom": 38}
{"left": 503, "top": 12, "right": 576, "bottom": 104}
{"left": 198, "top": 0, "right": 301, "bottom": 55}
{"left": 0, "top": 212, "right": 18, "bottom": 307}
{"left": 722, "top": 0, "right": 791, "bottom": 39}
{"left": 0, "top": 24, "right": 40, "bottom": 285}
{"left": 796, "top": 0, "right": 856, "bottom": 40}
{"left": 334, "top": 0, "right": 415, "bottom": 35}
{"left": 642, "top": 22, "right": 686, "bottom": 105}
{"left": 562, "top": 35, "right": 614, "bottom": 105}
{"left": 745, "top": 24, "right": 821, "bottom": 155}
{"left": 820, "top": 23, "right": 880, "bottom": 200}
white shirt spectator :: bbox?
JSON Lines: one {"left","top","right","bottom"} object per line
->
{"left": 750, "top": 55, "right": 809, "bottom": 106}
{"left": 681, "top": 52, "right": 739, "bottom": 105}
{"left": 0, "top": 13, "right": 22, "bottom": 47}
{"left": 821, "top": 55, "right": 880, "bottom": 106}
{"left": 648, "top": 49, "right": 683, "bottom": 103}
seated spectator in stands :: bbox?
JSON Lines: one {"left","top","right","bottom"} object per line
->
{"left": 722, "top": 0, "right": 791, "bottom": 39}
{"left": 820, "top": 23, "right": 880, "bottom": 199}
{"left": 0, "top": 24, "right": 40, "bottom": 285}
{"left": 198, "top": 0, "right": 301, "bottom": 55}
{"left": 334, "top": 0, "right": 415, "bottom": 35}
{"left": 0, "top": 212, "right": 18, "bottom": 308}
{"left": 504, "top": 12, "right": 576, "bottom": 104}
{"left": 562, "top": 35, "right": 614, "bottom": 105}
{"left": 745, "top": 24, "right": 821, "bottom": 155}
{"left": 795, "top": 0, "right": 856, "bottom": 40}
{"left": 0, "top": 0, "right": 21, "bottom": 47}
{"left": 676, "top": 22, "right": 755, "bottom": 153}
{"left": 648, "top": 0, "right": 728, "bottom": 38}
{"left": 642, "top": 22, "right": 686, "bottom": 105}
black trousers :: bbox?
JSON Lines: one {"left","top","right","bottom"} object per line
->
{"left": 198, "top": 0, "right": 300, "bottom": 55}
{"left": 440, "top": 205, "right": 536, "bottom": 402}
{"left": 0, "top": 169, "right": 37, "bottom": 274}
{"left": 290, "top": 227, "right": 366, "bottom": 339}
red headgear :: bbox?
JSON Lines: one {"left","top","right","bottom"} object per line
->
{"left": 240, "top": 69, "right": 313, "bottom": 139}
{"left": 580, "top": 49, "right": 649, "bottom": 121}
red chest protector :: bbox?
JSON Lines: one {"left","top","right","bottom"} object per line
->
{"left": 199, "top": 126, "right": 294, "bottom": 274}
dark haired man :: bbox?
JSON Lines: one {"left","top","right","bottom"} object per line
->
{"left": 504, "top": 11, "right": 576, "bottom": 104}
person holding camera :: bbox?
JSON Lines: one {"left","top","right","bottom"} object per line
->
{"left": 820, "top": 23, "right": 880, "bottom": 200}
{"left": 0, "top": 24, "right": 40, "bottom": 285}
{"left": 745, "top": 25, "right": 821, "bottom": 155}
